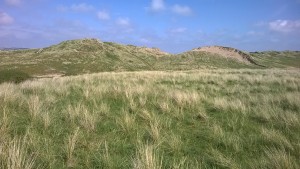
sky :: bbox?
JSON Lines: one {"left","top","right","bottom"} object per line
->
{"left": 0, "top": 0, "right": 300, "bottom": 53}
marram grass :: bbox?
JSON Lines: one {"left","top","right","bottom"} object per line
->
{"left": 0, "top": 69, "right": 299, "bottom": 168}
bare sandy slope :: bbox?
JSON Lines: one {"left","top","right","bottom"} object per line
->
{"left": 137, "top": 47, "right": 170, "bottom": 56}
{"left": 192, "top": 46, "right": 254, "bottom": 64}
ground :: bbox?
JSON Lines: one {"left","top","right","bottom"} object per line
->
{"left": 0, "top": 69, "right": 299, "bottom": 168}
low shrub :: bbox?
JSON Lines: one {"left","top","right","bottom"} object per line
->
{"left": 0, "top": 69, "right": 31, "bottom": 84}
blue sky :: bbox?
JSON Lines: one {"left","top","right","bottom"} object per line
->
{"left": 0, "top": 0, "right": 300, "bottom": 53}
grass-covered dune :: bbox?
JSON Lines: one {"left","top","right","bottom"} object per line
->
{"left": 251, "top": 51, "right": 300, "bottom": 68}
{"left": 1, "top": 39, "right": 300, "bottom": 79}
{"left": 0, "top": 69, "right": 299, "bottom": 168}
{"left": 0, "top": 39, "right": 168, "bottom": 76}
{"left": 6, "top": 39, "right": 300, "bottom": 78}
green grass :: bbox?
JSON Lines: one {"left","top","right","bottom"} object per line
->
{"left": 251, "top": 51, "right": 300, "bottom": 68}
{"left": 0, "top": 39, "right": 280, "bottom": 77}
{"left": 0, "top": 39, "right": 164, "bottom": 76}
{"left": 158, "top": 51, "right": 259, "bottom": 70}
{"left": 0, "top": 69, "right": 299, "bottom": 168}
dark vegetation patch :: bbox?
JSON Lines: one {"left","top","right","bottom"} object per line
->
{"left": 0, "top": 69, "right": 31, "bottom": 84}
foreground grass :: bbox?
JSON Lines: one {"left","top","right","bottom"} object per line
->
{"left": 0, "top": 69, "right": 299, "bottom": 168}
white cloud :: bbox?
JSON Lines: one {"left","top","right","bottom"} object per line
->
{"left": 170, "top": 27, "right": 187, "bottom": 33}
{"left": 150, "top": 0, "right": 165, "bottom": 11}
{"left": 70, "top": 3, "right": 94, "bottom": 12}
{"left": 172, "top": 4, "right": 192, "bottom": 16}
{"left": 246, "top": 31, "right": 264, "bottom": 36}
{"left": 269, "top": 20, "right": 300, "bottom": 33}
{"left": 140, "top": 38, "right": 151, "bottom": 43}
{"left": 114, "top": 18, "right": 134, "bottom": 33}
{"left": 5, "top": 0, "right": 21, "bottom": 6}
{"left": 0, "top": 12, "right": 14, "bottom": 25}
{"left": 97, "top": 11, "right": 110, "bottom": 21}
{"left": 116, "top": 18, "right": 131, "bottom": 27}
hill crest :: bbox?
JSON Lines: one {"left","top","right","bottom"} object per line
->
{"left": 1, "top": 38, "right": 299, "bottom": 77}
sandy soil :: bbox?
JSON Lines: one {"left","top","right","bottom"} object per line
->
{"left": 192, "top": 46, "right": 253, "bottom": 63}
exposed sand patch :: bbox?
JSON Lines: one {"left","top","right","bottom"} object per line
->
{"left": 192, "top": 46, "right": 254, "bottom": 64}
{"left": 137, "top": 47, "right": 170, "bottom": 56}
{"left": 35, "top": 74, "right": 64, "bottom": 78}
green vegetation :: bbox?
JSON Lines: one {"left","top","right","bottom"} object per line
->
{"left": 0, "top": 39, "right": 163, "bottom": 76}
{"left": 0, "top": 69, "right": 299, "bottom": 168}
{"left": 0, "top": 39, "right": 300, "bottom": 168}
{"left": 1, "top": 39, "right": 286, "bottom": 77}
{"left": 1, "top": 39, "right": 299, "bottom": 78}
{"left": 251, "top": 51, "right": 300, "bottom": 68}
{"left": 0, "top": 69, "right": 31, "bottom": 84}
{"left": 161, "top": 51, "right": 258, "bottom": 70}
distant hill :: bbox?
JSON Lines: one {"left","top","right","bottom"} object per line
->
{"left": 0, "top": 38, "right": 299, "bottom": 77}
{"left": 0, "top": 39, "right": 169, "bottom": 76}
{"left": 0, "top": 48, "right": 29, "bottom": 51}
{"left": 251, "top": 51, "right": 300, "bottom": 68}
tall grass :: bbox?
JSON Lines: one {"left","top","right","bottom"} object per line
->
{"left": 0, "top": 137, "right": 37, "bottom": 169}
{"left": 0, "top": 69, "right": 299, "bottom": 168}
{"left": 133, "top": 144, "right": 163, "bottom": 169}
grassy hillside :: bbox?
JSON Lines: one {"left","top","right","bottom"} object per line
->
{"left": 1, "top": 39, "right": 300, "bottom": 79}
{"left": 0, "top": 69, "right": 299, "bottom": 168}
{"left": 0, "top": 39, "right": 268, "bottom": 78}
{"left": 0, "top": 39, "right": 169, "bottom": 76}
{"left": 251, "top": 51, "right": 300, "bottom": 68}
{"left": 160, "top": 51, "right": 259, "bottom": 70}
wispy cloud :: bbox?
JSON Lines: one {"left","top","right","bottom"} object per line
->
{"left": 269, "top": 20, "right": 300, "bottom": 33}
{"left": 0, "top": 12, "right": 14, "bottom": 25}
{"left": 115, "top": 17, "right": 134, "bottom": 34}
{"left": 170, "top": 27, "right": 187, "bottom": 34}
{"left": 246, "top": 30, "right": 264, "bottom": 36}
{"left": 5, "top": 0, "right": 21, "bottom": 6}
{"left": 171, "top": 4, "right": 192, "bottom": 16}
{"left": 97, "top": 10, "right": 110, "bottom": 21}
{"left": 70, "top": 3, "right": 94, "bottom": 12}
{"left": 149, "top": 0, "right": 165, "bottom": 11}
{"left": 139, "top": 38, "right": 151, "bottom": 43}
{"left": 116, "top": 17, "right": 131, "bottom": 27}
{"left": 58, "top": 3, "right": 95, "bottom": 13}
